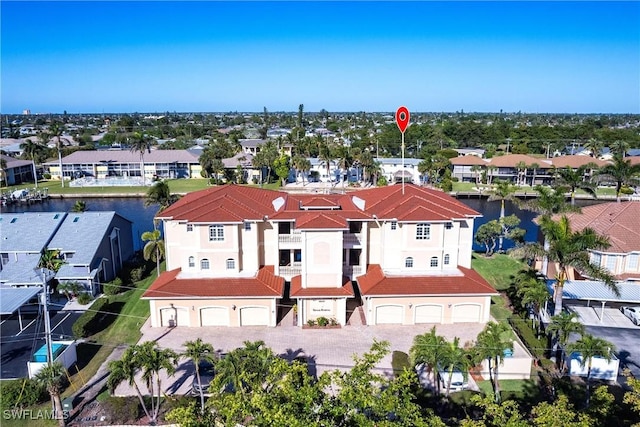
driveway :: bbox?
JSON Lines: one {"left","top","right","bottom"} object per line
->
{"left": 114, "top": 320, "right": 486, "bottom": 396}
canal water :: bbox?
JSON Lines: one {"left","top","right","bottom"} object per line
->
{"left": 2, "top": 195, "right": 600, "bottom": 252}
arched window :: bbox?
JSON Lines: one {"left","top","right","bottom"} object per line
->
{"left": 430, "top": 257, "right": 438, "bottom": 267}
{"left": 201, "top": 259, "right": 210, "bottom": 270}
{"left": 226, "top": 259, "right": 235, "bottom": 270}
{"left": 444, "top": 254, "right": 450, "bottom": 265}
{"left": 188, "top": 256, "right": 195, "bottom": 268}
{"left": 405, "top": 257, "right": 414, "bottom": 268}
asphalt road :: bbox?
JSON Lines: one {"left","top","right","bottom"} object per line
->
{"left": 0, "top": 310, "right": 80, "bottom": 379}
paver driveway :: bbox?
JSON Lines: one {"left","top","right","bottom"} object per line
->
{"left": 114, "top": 320, "right": 486, "bottom": 396}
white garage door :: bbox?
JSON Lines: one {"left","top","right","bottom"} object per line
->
{"left": 240, "top": 307, "right": 269, "bottom": 326}
{"left": 414, "top": 304, "right": 443, "bottom": 324}
{"left": 200, "top": 307, "right": 229, "bottom": 326}
{"left": 160, "top": 306, "right": 190, "bottom": 327}
{"left": 452, "top": 304, "right": 481, "bottom": 323}
{"left": 375, "top": 305, "right": 403, "bottom": 324}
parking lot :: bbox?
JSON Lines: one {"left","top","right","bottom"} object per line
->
{"left": 0, "top": 309, "right": 81, "bottom": 379}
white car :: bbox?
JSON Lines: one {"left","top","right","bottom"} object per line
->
{"left": 620, "top": 306, "right": 640, "bottom": 326}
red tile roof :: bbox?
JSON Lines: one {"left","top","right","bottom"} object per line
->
{"left": 450, "top": 156, "right": 489, "bottom": 166}
{"left": 289, "top": 275, "right": 355, "bottom": 297}
{"left": 552, "top": 201, "right": 640, "bottom": 253}
{"left": 356, "top": 264, "right": 498, "bottom": 296}
{"left": 488, "top": 154, "right": 552, "bottom": 169}
{"left": 158, "top": 184, "right": 480, "bottom": 227}
{"left": 142, "top": 266, "right": 284, "bottom": 299}
{"left": 549, "top": 155, "right": 610, "bottom": 169}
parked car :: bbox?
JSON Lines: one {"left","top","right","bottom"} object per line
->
{"left": 438, "top": 369, "right": 468, "bottom": 392}
{"left": 191, "top": 361, "right": 215, "bottom": 395}
{"left": 620, "top": 306, "right": 640, "bottom": 326}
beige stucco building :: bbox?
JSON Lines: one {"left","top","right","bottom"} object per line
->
{"left": 143, "top": 184, "right": 498, "bottom": 327}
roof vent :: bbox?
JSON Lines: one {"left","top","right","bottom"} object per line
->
{"left": 351, "top": 196, "right": 366, "bottom": 211}
{"left": 272, "top": 196, "right": 285, "bottom": 211}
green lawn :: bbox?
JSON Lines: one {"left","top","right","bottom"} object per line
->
{"left": 476, "top": 379, "right": 538, "bottom": 397}
{"left": 471, "top": 253, "right": 526, "bottom": 291}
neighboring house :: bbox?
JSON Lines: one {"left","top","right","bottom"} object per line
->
{"left": 376, "top": 158, "right": 423, "bottom": 184}
{"left": 0, "top": 154, "right": 35, "bottom": 186}
{"left": 455, "top": 148, "right": 486, "bottom": 157}
{"left": 548, "top": 155, "right": 609, "bottom": 182}
{"left": 142, "top": 184, "right": 497, "bottom": 328}
{"left": 240, "top": 139, "right": 293, "bottom": 157}
{"left": 43, "top": 150, "right": 201, "bottom": 182}
{"left": 484, "top": 154, "right": 553, "bottom": 185}
{"left": 47, "top": 212, "right": 134, "bottom": 295}
{"left": 450, "top": 156, "right": 489, "bottom": 183}
{"left": 0, "top": 212, "right": 66, "bottom": 286}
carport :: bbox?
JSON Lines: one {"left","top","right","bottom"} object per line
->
{"left": 548, "top": 280, "right": 640, "bottom": 324}
{"left": 0, "top": 286, "right": 43, "bottom": 332}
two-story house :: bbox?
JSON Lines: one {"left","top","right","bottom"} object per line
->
{"left": 142, "top": 184, "right": 498, "bottom": 328}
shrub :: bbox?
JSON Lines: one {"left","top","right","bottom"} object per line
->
{"left": 129, "top": 266, "right": 145, "bottom": 283}
{"left": 391, "top": 351, "right": 411, "bottom": 377}
{"left": 77, "top": 293, "right": 93, "bottom": 305}
{"left": 316, "top": 317, "right": 329, "bottom": 327}
{"left": 440, "top": 179, "right": 453, "bottom": 192}
{"left": 306, "top": 319, "right": 316, "bottom": 327}
{"left": 101, "top": 396, "right": 139, "bottom": 425}
{"left": 72, "top": 297, "right": 110, "bottom": 338}
{"left": 329, "top": 318, "right": 338, "bottom": 326}
{"left": 377, "top": 176, "right": 388, "bottom": 187}
{"left": 509, "top": 315, "right": 546, "bottom": 359}
{"left": 0, "top": 379, "right": 47, "bottom": 409}
{"left": 103, "top": 277, "right": 122, "bottom": 296}
{"left": 43, "top": 173, "right": 51, "bottom": 180}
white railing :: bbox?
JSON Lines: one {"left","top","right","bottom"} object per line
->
{"left": 343, "top": 233, "right": 362, "bottom": 245}
{"left": 343, "top": 265, "right": 363, "bottom": 277}
{"left": 278, "top": 232, "right": 301, "bottom": 244}
{"left": 279, "top": 265, "right": 302, "bottom": 277}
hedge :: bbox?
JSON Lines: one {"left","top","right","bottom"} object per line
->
{"left": 509, "top": 315, "right": 547, "bottom": 359}
{"left": 72, "top": 297, "right": 110, "bottom": 338}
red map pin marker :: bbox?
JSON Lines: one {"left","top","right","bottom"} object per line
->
{"left": 396, "top": 106, "right": 410, "bottom": 133}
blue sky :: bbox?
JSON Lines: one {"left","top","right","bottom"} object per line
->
{"left": 1, "top": 1, "right": 639, "bottom": 114}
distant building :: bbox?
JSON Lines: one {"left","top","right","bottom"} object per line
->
{"left": 0, "top": 154, "right": 35, "bottom": 186}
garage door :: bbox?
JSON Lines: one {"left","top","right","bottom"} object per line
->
{"left": 414, "top": 304, "right": 443, "bottom": 324}
{"left": 200, "top": 307, "right": 229, "bottom": 326}
{"left": 375, "top": 305, "right": 403, "bottom": 324}
{"left": 160, "top": 306, "right": 190, "bottom": 327}
{"left": 452, "top": 304, "right": 481, "bottom": 323}
{"left": 240, "top": 307, "right": 269, "bottom": 326}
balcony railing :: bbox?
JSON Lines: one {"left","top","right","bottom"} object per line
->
{"left": 279, "top": 265, "right": 302, "bottom": 277}
{"left": 278, "top": 232, "right": 301, "bottom": 244}
{"left": 343, "top": 233, "right": 362, "bottom": 245}
{"left": 343, "top": 265, "right": 363, "bottom": 277}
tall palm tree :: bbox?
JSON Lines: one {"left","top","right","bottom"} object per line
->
{"left": 292, "top": 155, "right": 311, "bottom": 186}
{"left": 39, "top": 249, "right": 64, "bottom": 272}
{"left": 488, "top": 180, "right": 518, "bottom": 251}
{"left": 410, "top": 326, "right": 448, "bottom": 394}
{"left": 33, "top": 362, "right": 67, "bottom": 427}
{"left": 20, "top": 138, "right": 47, "bottom": 188}
{"left": 335, "top": 145, "right": 352, "bottom": 190}
{"left": 142, "top": 229, "right": 165, "bottom": 277}
{"left": 318, "top": 143, "right": 334, "bottom": 188}
{"left": 554, "top": 165, "right": 597, "bottom": 206}
{"left": 516, "top": 271, "right": 550, "bottom": 334}
{"left": 129, "top": 131, "right": 151, "bottom": 185}
{"left": 440, "top": 337, "right": 472, "bottom": 396}
{"left": 584, "top": 138, "right": 604, "bottom": 159}
{"left": 598, "top": 155, "right": 640, "bottom": 202}
{"left": 474, "top": 321, "right": 513, "bottom": 403}
{"left": 358, "top": 149, "right": 374, "bottom": 184}
{"left": 470, "top": 164, "right": 483, "bottom": 189}
{"left": 525, "top": 215, "right": 617, "bottom": 315}
{"left": 49, "top": 122, "right": 72, "bottom": 188}
{"left": 529, "top": 162, "right": 540, "bottom": 186}
{"left": 183, "top": 338, "right": 215, "bottom": 414}
{"left": 568, "top": 334, "right": 615, "bottom": 408}
{"left": 547, "top": 311, "right": 585, "bottom": 372}
{"left": 144, "top": 181, "right": 178, "bottom": 212}
{"left": 611, "top": 140, "right": 630, "bottom": 158}
{"left": 515, "top": 161, "right": 527, "bottom": 186}
{"left": 518, "top": 185, "right": 577, "bottom": 218}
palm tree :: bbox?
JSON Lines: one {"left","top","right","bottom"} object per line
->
{"left": 183, "top": 338, "right": 215, "bottom": 413}
{"left": 0, "top": 157, "right": 7, "bottom": 187}
{"left": 554, "top": 165, "right": 597, "bottom": 206}
{"left": 335, "top": 146, "right": 352, "bottom": 190}
{"left": 20, "top": 138, "right": 47, "bottom": 188}
{"left": 142, "top": 230, "right": 165, "bottom": 277}
{"left": 33, "top": 362, "right": 67, "bottom": 427}
{"left": 611, "top": 140, "right": 630, "bottom": 158}
{"left": 529, "top": 162, "right": 540, "bottom": 186}
{"left": 567, "top": 334, "right": 615, "bottom": 408}
{"left": 547, "top": 311, "right": 585, "bottom": 372}
{"left": 515, "top": 161, "right": 527, "bottom": 186}
{"left": 474, "top": 321, "right": 513, "bottom": 403}
{"left": 525, "top": 215, "right": 618, "bottom": 315}
{"left": 49, "top": 123, "right": 72, "bottom": 188}
{"left": 598, "top": 155, "right": 640, "bottom": 202}
{"left": 71, "top": 200, "right": 87, "bottom": 212}
{"left": 39, "top": 249, "right": 64, "bottom": 272}
{"left": 440, "top": 337, "right": 472, "bottom": 396}
{"left": 58, "top": 281, "right": 84, "bottom": 301}
{"left": 358, "top": 149, "right": 374, "bottom": 184}
{"left": 486, "top": 165, "right": 497, "bottom": 186}
{"left": 108, "top": 342, "right": 178, "bottom": 425}
{"left": 292, "top": 155, "right": 311, "bottom": 186}
{"left": 584, "top": 138, "right": 604, "bottom": 159}
{"left": 515, "top": 271, "right": 550, "bottom": 334}
{"left": 129, "top": 131, "right": 151, "bottom": 185}
{"left": 144, "top": 181, "right": 178, "bottom": 212}
{"left": 518, "top": 185, "right": 577, "bottom": 218}
{"left": 409, "top": 326, "right": 448, "bottom": 394}
{"left": 488, "top": 180, "right": 518, "bottom": 252}
{"left": 318, "top": 143, "right": 334, "bottom": 188}
{"left": 470, "top": 164, "right": 483, "bottom": 189}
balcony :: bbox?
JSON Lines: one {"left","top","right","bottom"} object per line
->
{"left": 278, "top": 232, "right": 301, "bottom": 244}
{"left": 279, "top": 264, "right": 302, "bottom": 278}
{"left": 343, "top": 233, "right": 362, "bottom": 245}
{"left": 343, "top": 265, "right": 363, "bottom": 277}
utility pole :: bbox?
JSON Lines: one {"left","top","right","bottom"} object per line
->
{"left": 39, "top": 268, "right": 54, "bottom": 366}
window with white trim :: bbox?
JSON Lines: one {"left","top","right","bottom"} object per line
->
{"left": 416, "top": 223, "right": 430, "bottom": 240}
{"left": 444, "top": 254, "right": 450, "bottom": 265}
{"left": 187, "top": 224, "right": 193, "bottom": 232}
{"left": 628, "top": 254, "right": 639, "bottom": 270}
{"left": 188, "top": 256, "right": 195, "bottom": 268}
{"left": 209, "top": 225, "right": 224, "bottom": 241}
{"left": 405, "top": 257, "right": 414, "bottom": 268}
{"left": 390, "top": 221, "right": 397, "bottom": 230}
{"left": 226, "top": 258, "right": 235, "bottom": 270}
{"left": 244, "top": 222, "right": 251, "bottom": 231}
{"left": 430, "top": 257, "right": 438, "bottom": 267}
{"left": 592, "top": 253, "right": 602, "bottom": 266}
{"left": 606, "top": 255, "right": 616, "bottom": 272}
{"left": 201, "top": 259, "right": 210, "bottom": 270}
{"left": 445, "top": 222, "right": 453, "bottom": 230}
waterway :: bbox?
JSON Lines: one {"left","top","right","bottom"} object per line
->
{"left": 2, "top": 195, "right": 601, "bottom": 252}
